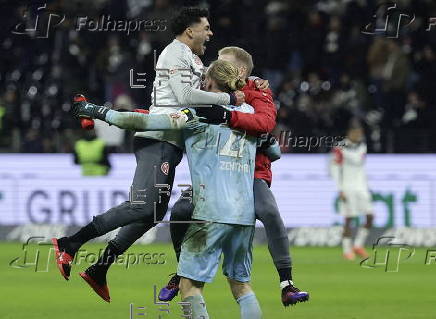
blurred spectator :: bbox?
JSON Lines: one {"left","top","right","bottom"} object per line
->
{"left": 73, "top": 130, "right": 111, "bottom": 176}
{"left": 97, "top": 35, "right": 133, "bottom": 102}
{"left": 21, "top": 129, "right": 44, "bottom": 153}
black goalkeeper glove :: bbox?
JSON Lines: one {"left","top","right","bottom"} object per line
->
{"left": 194, "top": 104, "right": 232, "bottom": 125}
{"left": 71, "top": 100, "right": 110, "bottom": 121}
{"left": 257, "top": 133, "right": 277, "bottom": 153}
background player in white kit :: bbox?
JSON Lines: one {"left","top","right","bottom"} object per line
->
{"left": 330, "top": 123, "right": 374, "bottom": 260}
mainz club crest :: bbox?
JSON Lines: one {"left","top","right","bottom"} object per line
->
{"left": 169, "top": 113, "right": 181, "bottom": 119}
{"left": 161, "top": 162, "right": 169, "bottom": 175}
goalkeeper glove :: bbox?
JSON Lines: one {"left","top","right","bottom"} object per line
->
{"left": 258, "top": 133, "right": 281, "bottom": 162}
{"left": 72, "top": 100, "right": 110, "bottom": 121}
{"left": 194, "top": 104, "right": 231, "bottom": 125}
{"left": 257, "top": 133, "right": 277, "bottom": 152}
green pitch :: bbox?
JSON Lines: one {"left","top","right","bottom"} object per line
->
{"left": 1, "top": 242, "right": 434, "bottom": 318}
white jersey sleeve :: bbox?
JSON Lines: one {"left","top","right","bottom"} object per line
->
{"left": 136, "top": 39, "right": 231, "bottom": 148}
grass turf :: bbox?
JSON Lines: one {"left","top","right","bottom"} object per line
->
{"left": 0, "top": 242, "right": 434, "bottom": 318}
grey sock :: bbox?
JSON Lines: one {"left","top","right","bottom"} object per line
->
{"left": 237, "top": 292, "right": 262, "bottom": 319}
{"left": 182, "top": 295, "right": 209, "bottom": 319}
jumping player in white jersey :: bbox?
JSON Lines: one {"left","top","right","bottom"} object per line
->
{"left": 330, "top": 123, "right": 374, "bottom": 260}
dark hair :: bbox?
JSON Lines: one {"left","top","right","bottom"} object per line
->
{"left": 170, "top": 7, "right": 209, "bottom": 36}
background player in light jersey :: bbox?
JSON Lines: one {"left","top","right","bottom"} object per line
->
{"left": 161, "top": 47, "right": 309, "bottom": 307}
{"left": 51, "top": 7, "right": 245, "bottom": 301}
{"left": 330, "top": 123, "right": 374, "bottom": 260}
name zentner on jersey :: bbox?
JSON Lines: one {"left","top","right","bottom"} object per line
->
{"left": 220, "top": 160, "right": 250, "bottom": 173}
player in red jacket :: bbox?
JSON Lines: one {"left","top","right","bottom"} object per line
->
{"left": 161, "top": 47, "right": 309, "bottom": 307}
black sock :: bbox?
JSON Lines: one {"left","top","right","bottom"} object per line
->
{"left": 57, "top": 237, "right": 77, "bottom": 257}
{"left": 278, "top": 267, "right": 293, "bottom": 283}
{"left": 94, "top": 243, "right": 121, "bottom": 274}
{"left": 68, "top": 223, "right": 99, "bottom": 252}
{"left": 170, "top": 223, "right": 189, "bottom": 262}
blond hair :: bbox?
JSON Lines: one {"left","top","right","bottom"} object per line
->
{"left": 218, "top": 46, "right": 254, "bottom": 77}
{"left": 206, "top": 60, "right": 246, "bottom": 93}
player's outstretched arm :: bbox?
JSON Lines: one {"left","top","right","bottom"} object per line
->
{"left": 105, "top": 110, "right": 192, "bottom": 131}
{"left": 169, "top": 73, "right": 243, "bottom": 106}
{"left": 194, "top": 80, "right": 276, "bottom": 136}
{"left": 71, "top": 100, "right": 193, "bottom": 131}
{"left": 167, "top": 55, "right": 244, "bottom": 106}
{"left": 231, "top": 88, "right": 276, "bottom": 136}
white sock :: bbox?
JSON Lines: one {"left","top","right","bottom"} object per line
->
{"left": 280, "top": 280, "right": 294, "bottom": 289}
{"left": 342, "top": 237, "right": 352, "bottom": 254}
{"left": 354, "top": 228, "right": 369, "bottom": 248}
